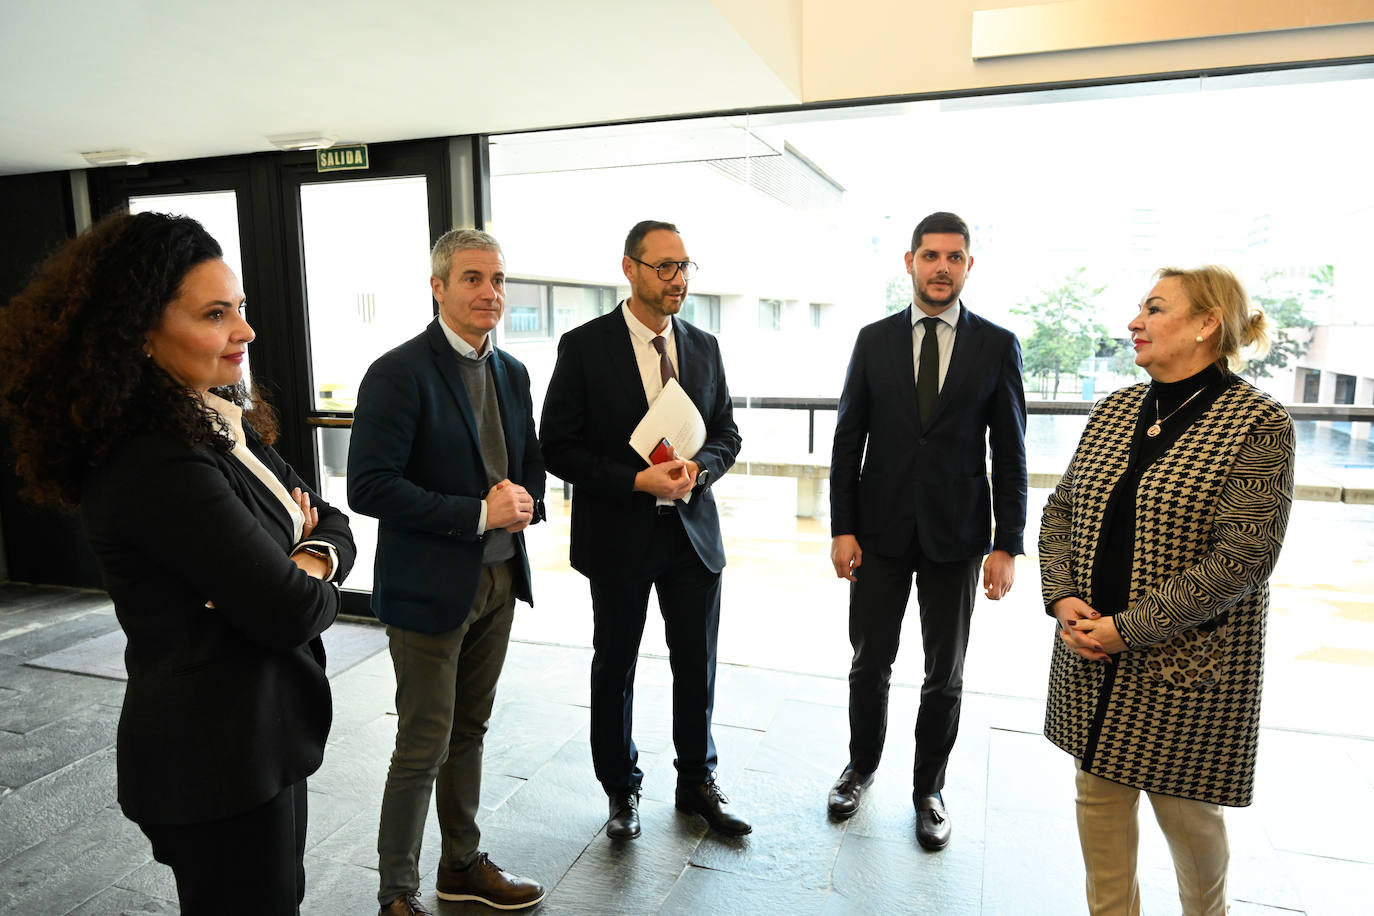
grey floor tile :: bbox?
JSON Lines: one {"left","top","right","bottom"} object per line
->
{"left": 483, "top": 698, "right": 591, "bottom": 781}
{"left": 1227, "top": 805, "right": 1306, "bottom": 912}
{"left": 1254, "top": 730, "right": 1374, "bottom": 863}
{"left": 659, "top": 864, "right": 828, "bottom": 916}
{"left": 64, "top": 884, "right": 180, "bottom": 916}
{"left": 0, "top": 584, "right": 1365, "bottom": 914}
{"left": 832, "top": 831, "right": 982, "bottom": 916}
{"left": 0, "top": 664, "right": 125, "bottom": 733}
{"left": 115, "top": 858, "right": 177, "bottom": 904}
{"left": 0, "top": 745, "right": 118, "bottom": 861}
{"left": 1273, "top": 851, "right": 1368, "bottom": 916}
{"left": 686, "top": 768, "right": 845, "bottom": 890}
{"left": 306, "top": 785, "right": 369, "bottom": 853}
{"left": 0, "top": 806, "right": 152, "bottom": 914}
{"left": 746, "top": 698, "right": 847, "bottom": 781}
{"left": 5, "top": 602, "right": 119, "bottom": 663}
{"left": 548, "top": 797, "right": 704, "bottom": 914}
{"left": 0, "top": 701, "right": 118, "bottom": 788}
{"left": 312, "top": 711, "right": 398, "bottom": 804}
{"left": 979, "top": 807, "right": 1079, "bottom": 916}
{"left": 301, "top": 853, "right": 381, "bottom": 916}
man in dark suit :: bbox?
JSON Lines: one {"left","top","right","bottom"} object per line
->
{"left": 827, "top": 211, "right": 1027, "bottom": 850}
{"left": 348, "top": 229, "right": 547, "bottom": 916}
{"left": 540, "top": 220, "right": 749, "bottom": 840}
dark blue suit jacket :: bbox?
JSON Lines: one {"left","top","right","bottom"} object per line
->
{"left": 539, "top": 308, "right": 741, "bottom": 580}
{"left": 348, "top": 319, "right": 544, "bottom": 633}
{"left": 830, "top": 304, "right": 1027, "bottom": 562}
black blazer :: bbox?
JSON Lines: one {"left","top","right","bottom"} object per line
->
{"left": 80, "top": 426, "right": 356, "bottom": 825}
{"left": 348, "top": 319, "right": 544, "bottom": 633}
{"left": 831, "top": 304, "right": 1028, "bottom": 562}
{"left": 540, "top": 308, "right": 741, "bottom": 580}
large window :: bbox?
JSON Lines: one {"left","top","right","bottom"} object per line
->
{"left": 505, "top": 279, "right": 615, "bottom": 341}
{"left": 492, "top": 63, "right": 1374, "bottom": 469}
{"left": 681, "top": 293, "right": 720, "bottom": 332}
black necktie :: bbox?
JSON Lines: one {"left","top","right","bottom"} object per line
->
{"left": 917, "top": 316, "right": 940, "bottom": 424}
{"left": 652, "top": 335, "right": 676, "bottom": 386}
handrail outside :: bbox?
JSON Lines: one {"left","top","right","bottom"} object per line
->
{"left": 306, "top": 400, "right": 1374, "bottom": 427}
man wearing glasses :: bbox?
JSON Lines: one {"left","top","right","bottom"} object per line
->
{"left": 541, "top": 220, "right": 748, "bottom": 841}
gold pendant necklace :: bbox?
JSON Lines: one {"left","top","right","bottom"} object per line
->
{"left": 1147, "top": 386, "right": 1206, "bottom": 438}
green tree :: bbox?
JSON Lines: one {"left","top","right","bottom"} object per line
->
{"left": 885, "top": 275, "right": 910, "bottom": 315}
{"left": 1243, "top": 267, "right": 1324, "bottom": 381}
{"left": 1012, "top": 268, "right": 1109, "bottom": 399}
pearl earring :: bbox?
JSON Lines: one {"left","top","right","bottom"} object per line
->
{"left": 1195, "top": 335, "right": 1203, "bottom": 342}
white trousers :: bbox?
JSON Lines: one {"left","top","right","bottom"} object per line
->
{"left": 1075, "top": 764, "right": 1229, "bottom": 916}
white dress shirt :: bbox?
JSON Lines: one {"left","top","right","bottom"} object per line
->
{"left": 621, "top": 301, "right": 680, "bottom": 505}
{"left": 202, "top": 392, "right": 337, "bottom": 580}
{"left": 911, "top": 301, "right": 961, "bottom": 393}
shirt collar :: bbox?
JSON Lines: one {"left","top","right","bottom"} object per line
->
{"left": 621, "top": 300, "right": 673, "bottom": 344}
{"left": 437, "top": 316, "right": 490, "bottom": 358}
{"left": 201, "top": 391, "right": 245, "bottom": 445}
{"left": 911, "top": 301, "right": 962, "bottom": 330}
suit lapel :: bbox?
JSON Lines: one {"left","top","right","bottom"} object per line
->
{"left": 926, "top": 304, "right": 983, "bottom": 428}
{"left": 606, "top": 307, "right": 650, "bottom": 416}
{"left": 427, "top": 320, "right": 480, "bottom": 445}
{"left": 235, "top": 435, "right": 295, "bottom": 546}
{"left": 671, "top": 317, "right": 706, "bottom": 409}
{"left": 887, "top": 307, "right": 920, "bottom": 425}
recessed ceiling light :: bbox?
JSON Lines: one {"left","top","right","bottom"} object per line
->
{"left": 80, "top": 149, "right": 147, "bottom": 167}
{"left": 267, "top": 132, "right": 337, "bottom": 152}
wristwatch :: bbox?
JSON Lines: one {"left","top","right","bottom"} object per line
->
{"left": 295, "top": 544, "right": 334, "bottom": 579}
{"left": 695, "top": 466, "right": 710, "bottom": 489}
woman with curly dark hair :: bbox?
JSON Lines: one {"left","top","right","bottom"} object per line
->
{"left": 0, "top": 210, "right": 356, "bottom": 914}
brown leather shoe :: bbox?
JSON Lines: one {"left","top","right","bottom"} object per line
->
{"left": 436, "top": 852, "right": 546, "bottom": 909}
{"left": 827, "top": 765, "right": 873, "bottom": 819}
{"left": 916, "top": 793, "right": 951, "bottom": 850}
{"left": 379, "top": 892, "right": 433, "bottom": 915}
{"left": 675, "top": 776, "right": 752, "bottom": 836}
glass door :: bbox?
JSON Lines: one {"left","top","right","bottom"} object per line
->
{"left": 280, "top": 141, "right": 453, "bottom": 601}
{"left": 88, "top": 137, "right": 474, "bottom": 615}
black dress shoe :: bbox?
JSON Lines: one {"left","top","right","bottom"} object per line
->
{"left": 675, "top": 777, "right": 752, "bottom": 836}
{"left": 827, "top": 765, "right": 874, "bottom": 819}
{"left": 606, "top": 790, "right": 641, "bottom": 839}
{"left": 916, "top": 793, "right": 951, "bottom": 850}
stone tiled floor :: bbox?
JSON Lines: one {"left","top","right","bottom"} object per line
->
{"left": 1, "top": 576, "right": 1371, "bottom": 915}
{"left": 4, "top": 482, "right": 1374, "bottom": 914}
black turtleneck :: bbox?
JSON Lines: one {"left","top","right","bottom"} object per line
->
{"left": 1091, "top": 363, "right": 1237, "bottom": 617}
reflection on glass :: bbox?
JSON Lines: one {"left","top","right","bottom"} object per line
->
{"left": 299, "top": 176, "right": 431, "bottom": 411}
{"left": 314, "top": 426, "right": 376, "bottom": 592}
{"left": 505, "top": 281, "right": 548, "bottom": 339}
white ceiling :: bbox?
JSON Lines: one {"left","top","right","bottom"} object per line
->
{"left": 0, "top": 0, "right": 800, "bottom": 176}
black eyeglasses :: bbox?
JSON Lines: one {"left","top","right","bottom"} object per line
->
{"left": 629, "top": 256, "right": 697, "bottom": 281}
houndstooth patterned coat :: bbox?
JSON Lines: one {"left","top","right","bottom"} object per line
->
{"left": 1040, "top": 378, "right": 1294, "bottom": 806}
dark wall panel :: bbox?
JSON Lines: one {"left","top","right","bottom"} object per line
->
{"left": 0, "top": 171, "right": 102, "bottom": 587}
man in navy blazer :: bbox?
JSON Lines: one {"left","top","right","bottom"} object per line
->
{"left": 827, "top": 212, "right": 1027, "bottom": 850}
{"left": 540, "top": 220, "right": 749, "bottom": 840}
{"left": 349, "top": 229, "right": 546, "bottom": 915}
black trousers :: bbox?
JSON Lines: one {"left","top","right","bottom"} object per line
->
{"left": 140, "top": 779, "right": 308, "bottom": 915}
{"left": 588, "top": 509, "right": 721, "bottom": 794}
{"left": 847, "top": 540, "right": 980, "bottom": 796}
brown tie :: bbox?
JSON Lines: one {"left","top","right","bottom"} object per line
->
{"left": 652, "top": 335, "right": 677, "bottom": 386}
{"left": 917, "top": 316, "right": 940, "bottom": 424}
